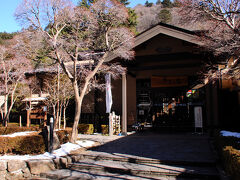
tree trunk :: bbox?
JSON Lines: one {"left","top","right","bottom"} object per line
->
{"left": 63, "top": 105, "right": 66, "bottom": 130}
{"left": 3, "top": 95, "right": 8, "bottom": 127}
{"left": 58, "top": 103, "right": 63, "bottom": 129}
{"left": 70, "top": 80, "right": 86, "bottom": 143}
{"left": 52, "top": 105, "right": 56, "bottom": 127}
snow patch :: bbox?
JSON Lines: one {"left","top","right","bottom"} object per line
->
{"left": 76, "top": 140, "right": 95, "bottom": 147}
{"left": 0, "top": 131, "right": 37, "bottom": 137}
{"left": 0, "top": 140, "right": 95, "bottom": 160}
{"left": 221, "top": 130, "right": 240, "bottom": 138}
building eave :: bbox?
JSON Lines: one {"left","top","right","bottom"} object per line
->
{"left": 106, "top": 23, "right": 204, "bottom": 62}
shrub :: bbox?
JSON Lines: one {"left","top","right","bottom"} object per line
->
{"left": 78, "top": 124, "right": 94, "bottom": 134}
{"left": 101, "top": 125, "right": 108, "bottom": 135}
{"left": 222, "top": 146, "right": 240, "bottom": 180}
{"left": 214, "top": 131, "right": 240, "bottom": 180}
{"left": 56, "top": 129, "right": 72, "bottom": 144}
{"left": 0, "top": 127, "right": 39, "bottom": 135}
{"left": 0, "top": 134, "right": 45, "bottom": 154}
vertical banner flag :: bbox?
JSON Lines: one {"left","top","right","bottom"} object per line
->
{"left": 105, "top": 74, "right": 112, "bottom": 113}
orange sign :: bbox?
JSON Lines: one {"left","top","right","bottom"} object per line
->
{"left": 151, "top": 76, "right": 188, "bottom": 87}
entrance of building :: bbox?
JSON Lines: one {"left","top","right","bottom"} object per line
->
{"left": 136, "top": 79, "right": 204, "bottom": 132}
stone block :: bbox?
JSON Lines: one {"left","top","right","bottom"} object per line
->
{"left": 22, "top": 167, "right": 31, "bottom": 178}
{"left": 0, "top": 161, "right": 7, "bottom": 171}
{"left": 0, "top": 170, "right": 6, "bottom": 179}
{"left": 7, "top": 160, "right": 26, "bottom": 172}
{"left": 53, "top": 158, "right": 60, "bottom": 169}
{"left": 6, "top": 170, "right": 23, "bottom": 180}
{"left": 27, "top": 160, "right": 55, "bottom": 175}
{"left": 66, "top": 156, "right": 72, "bottom": 164}
{"left": 60, "top": 157, "right": 68, "bottom": 168}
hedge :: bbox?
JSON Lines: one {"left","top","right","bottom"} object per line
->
{"left": 0, "top": 127, "right": 40, "bottom": 135}
{"left": 0, "top": 134, "right": 45, "bottom": 154}
{"left": 215, "top": 131, "right": 240, "bottom": 180}
{"left": 0, "top": 129, "right": 72, "bottom": 155}
{"left": 78, "top": 124, "right": 94, "bottom": 134}
{"left": 101, "top": 125, "right": 108, "bottom": 135}
{"left": 222, "top": 146, "right": 240, "bottom": 180}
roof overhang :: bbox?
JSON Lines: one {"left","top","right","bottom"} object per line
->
{"left": 106, "top": 23, "right": 204, "bottom": 62}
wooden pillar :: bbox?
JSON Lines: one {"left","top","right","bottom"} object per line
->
{"left": 27, "top": 109, "right": 30, "bottom": 127}
{"left": 122, "top": 73, "right": 127, "bottom": 135}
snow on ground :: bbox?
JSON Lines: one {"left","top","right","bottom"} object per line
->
{"left": 221, "top": 130, "right": 240, "bottom": 138}
{"left": 76, "top": 140, "right": 95, "bottom": 147}
{"left": 0, "top": 140, "right": 95, "bottom": 160}
{"left": 0, "top": 131, "right": 37, "bottom": 137}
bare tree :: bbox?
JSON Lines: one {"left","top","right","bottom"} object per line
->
{"left": 178, "top": 0, "right": 240, "bottom": 80}
{"left": 15, "top": 0, "right": 134, "bottom": 142}
{"left": 0, "top": 35, "right": 32, "bottom": 126}
{"left": 43, "top": 72, "right": 73, "bottom": 129}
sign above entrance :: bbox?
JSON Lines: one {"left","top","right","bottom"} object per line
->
{"left": 151, "top": 76, "right": 188, "bottom": 88}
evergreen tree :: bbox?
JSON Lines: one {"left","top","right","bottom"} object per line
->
{"left": 156, "top": 0, "right": 161, "bottom": 5}
{"left": 79, "top": 0, "right": 129, "bottom": 7}
{"left": 118, "top": 0, "right": 130, "bottom": 6}
{"left": 161, "top": 0, "right": 172, "bottom": 8}
{"left": 158, "top": 9, "right": 172, "bottom": 23}
{"left": 145, "top": 1, "right": 153, "bottom": 7}
{"left": 127, "top": 8, "right": 138, "bottom": 34}
{"left": 78, "top": 0, "right": 96, "bottom": 8}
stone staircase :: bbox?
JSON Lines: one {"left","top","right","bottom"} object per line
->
{"left": 40, "top": 151, "right": 220, "bottom": 180}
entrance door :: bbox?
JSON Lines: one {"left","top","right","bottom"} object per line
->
{"left": 136, "top": 79, "right": 198, "bottom": 132}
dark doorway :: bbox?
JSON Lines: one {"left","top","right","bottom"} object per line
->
{"left": 136, "top": 79, "right": 205, "bottom": 132}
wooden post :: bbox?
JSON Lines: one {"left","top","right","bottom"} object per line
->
{"left": 19, "top": 115, "right": 22, "bottom": 127}
{"left": 109, "top": 113, "right": 113, "bottom": 136}
{"left": 122, "top": 73, "right": 127, "bottom": 135}
{"left": 26, "top": 109, "right": 30, "bottom": 127}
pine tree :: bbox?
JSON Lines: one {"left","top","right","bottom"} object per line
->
{"left": 145, "top": 1, "right": 153, "bottom": 7}
{"left": 161, "top": 0, "right": 172, "bottom": 8}
{"left": 158, "top": 9, "right": 172, "bottom": 23}
{"left": 118, "top": 0, "right": 130, "bottom": 6}
{"left": 127, "top": 8, "right": 138, "bottom": 34}
{"left": 156, "top": 0, "right": 161, "bottom": 5}
{"left": 78, "top": 0, "right": 96, "bottom": 8}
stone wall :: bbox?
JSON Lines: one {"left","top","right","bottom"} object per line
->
{"left": 0, "top": 155, "right": 81, "bottom": 179}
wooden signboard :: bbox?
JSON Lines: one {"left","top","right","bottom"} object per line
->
{"left": 151, "top": 76, "right": 188, "bottom": 88}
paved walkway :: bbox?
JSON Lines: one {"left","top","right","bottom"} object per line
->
{"left": 85, "top": 131, "right": 216, "bottom": 164}
{"left": 42, "top": 131, "right": 220, "bottom": 179}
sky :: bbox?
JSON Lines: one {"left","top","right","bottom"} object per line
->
{"left": 0, "top": 0, "right": 157, "bottom": 33}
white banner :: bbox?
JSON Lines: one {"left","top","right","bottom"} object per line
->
{"left": 194, "top": 106, "right": 203, "bottom": 128}
{"left": 105, "top": 74, "right": 112, "bottom": 113}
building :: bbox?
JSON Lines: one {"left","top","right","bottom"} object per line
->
{"left": 97, "top": 23, "right": 240, "bottom": 133}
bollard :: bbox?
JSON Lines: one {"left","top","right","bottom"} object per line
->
{"left": 49, "top": 117, "right": 54, "bottom": 153}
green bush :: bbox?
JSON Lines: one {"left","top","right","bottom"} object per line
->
{"left": 0, "top": 127, "right": 39, "bottom": 135}
{"left": 101, "top": 125, "right": 108, "bottom": 135}
{"left": 0, "top": 134, "right": 45, "bottom": 154}
{"left": 78, "top": 124, "right": 94, "bottom": 134}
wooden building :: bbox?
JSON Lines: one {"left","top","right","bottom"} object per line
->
{"left": 97, "top": 23, "right": 240, "bottom": 133}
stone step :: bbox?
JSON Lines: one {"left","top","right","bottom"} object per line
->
{"left": 68, "top": 159, "right": 220, "bottom": 179}
{"left": 73, "top": 151, "right": 216, "bottom": 167}
{"left": 41, "top": 169, "right": 176, "bottom": 180}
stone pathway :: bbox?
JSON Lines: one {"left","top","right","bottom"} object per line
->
{"left": 41, "top": 131, "right": 221, "bottom": 180}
